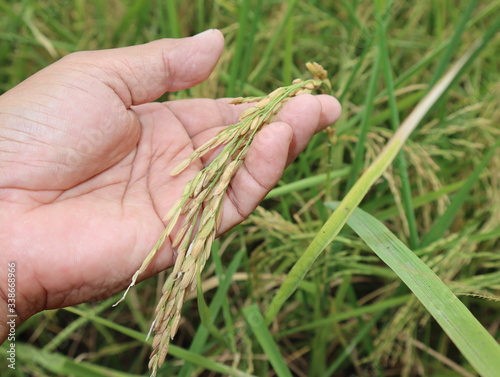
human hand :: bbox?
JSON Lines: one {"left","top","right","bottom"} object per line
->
{"left": 0, "top": 29, "right": 341, "bottom": 341}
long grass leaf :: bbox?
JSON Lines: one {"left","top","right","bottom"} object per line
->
{"left": 427, "top": 0, "right": 479, "bottom": 89}
{"left": 376, "top": 0, "right": 419, "bottom": 248}
{"left": 43, "top": 297, "right": 117, "bottom": 353}
{"left": 266, "top": 168, "right": 350, "bottom": 199}
{"left": 63, "top": 306, "right": 254, "bottom": 377}
{"left": 278, "top": 294, "right": 410, "bottom": 337}
{"left": 342, "top": 205, "right": 500, "bottom": 377}
{"left": 337, "top": 32, "right": 375, "bottom": 103}
{"left": 196, "top": 0, "right": 205, "bottom": 33}
{"left": 238, "top": 0, "right": 262, "bottom": 94}
{"left": 227, "top": 0, "right": 252, "bottom": 97}
{"left": 15, "top": 343, "right": 139, "bottom": 377}
{"left": 196, "top": 266, "right": 227, "bottom": 343}
{"left": 365, "top": 179, "right": 465, "bottom": 221}
{"left": 282, "top": 13, "right": 294, "bottom": 85}
{"left": 325, "top": 310, "right": 384, "bottom": 376}
{"left": 166, "top": 0, "right": 181, "bottom": 38}
{"left": 243, "top": 304, "right": 294, "bottom": 377}
{"left": 219, "top": 71, "right": 267, "bottom": 97}
{"left": 212, "top": 240, "right": 238, "bottom": 353}
{"left": 248, "top": 0, "right": 298, "bottom": 84}
{"left": 22, "top": 8, "right": 57, "bottom": 58}
{"left": 441, "top": 15, "right": 500, "bottom": 103}
{"left": 346, "top": 47, "right": 381, "bottom": 189}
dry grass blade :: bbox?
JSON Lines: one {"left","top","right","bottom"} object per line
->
{"left": 115, "top": 63, "right": 331, "bottom": 376}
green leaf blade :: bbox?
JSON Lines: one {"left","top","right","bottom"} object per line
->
{"left": 342, "top": 204, "right": 500, "bottom": 377}
{"left": 243, "top": 304, "right": 293, "bottom": 377}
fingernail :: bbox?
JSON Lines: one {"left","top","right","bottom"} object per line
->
{"left": 193, "top": 29, "right": 216, "bottom": 38}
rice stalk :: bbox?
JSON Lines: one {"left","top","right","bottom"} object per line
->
{"left": 114, "top": 62, "right": 332, "bottom": 376}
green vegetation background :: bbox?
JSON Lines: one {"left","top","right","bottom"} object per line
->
{"left": 1, "top": 1, "right": 499, "bottom": 376}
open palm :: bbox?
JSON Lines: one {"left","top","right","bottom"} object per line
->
{"left": 0, "top": 30, "right": 341, "bottom": 336}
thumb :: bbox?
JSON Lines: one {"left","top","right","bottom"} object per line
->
{"left": 61, "top": 29, "right": 224, "bottom": 107}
